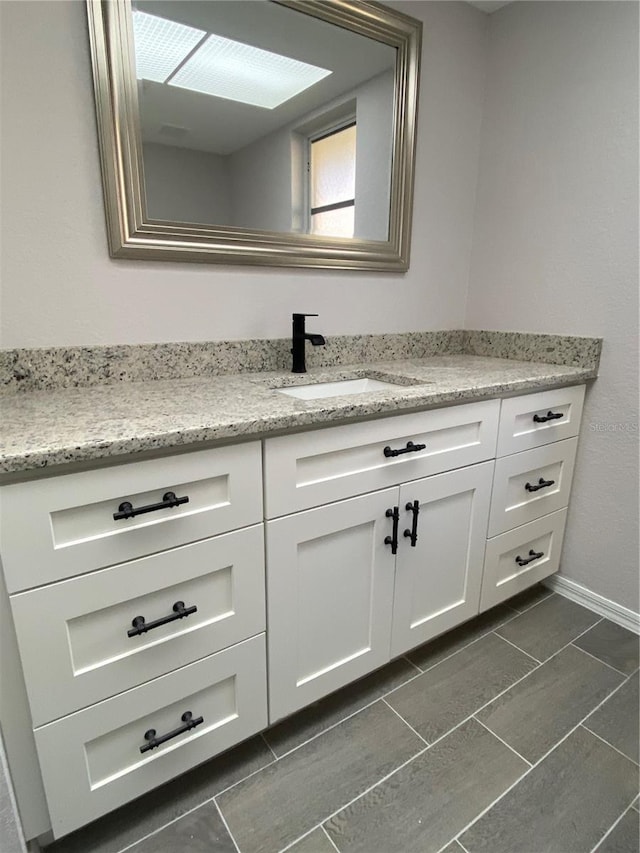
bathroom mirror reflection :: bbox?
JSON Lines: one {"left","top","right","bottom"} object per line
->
{"left": 86, "top": 0, "right": 422, "bottom": 269}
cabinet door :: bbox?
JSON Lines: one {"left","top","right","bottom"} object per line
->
{"left": 391, "top": 461, "right": 493, "bottom": 658}
{"left": 266, "top": 489, "right": 397, "bottom": 723}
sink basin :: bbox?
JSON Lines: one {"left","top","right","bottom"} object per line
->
{"left": 277, "top": 377, "right": 401, "bottom": 400}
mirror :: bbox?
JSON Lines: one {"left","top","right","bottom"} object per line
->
{"left": 86, "top": 0, "right": 422, "bottom": 270}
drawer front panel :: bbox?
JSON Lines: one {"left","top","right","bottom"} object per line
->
{"left": 34, "top": 635, "right": 267, "bottom": 839}
{"left": 480, "top": 509, "right": 568, "bottom": 611}
{"left": 488, "top": 438, "right": 577, "bottom": 537}
{"left": 11, "top": 525, "right": 265, "bottom": 726}
{"left": 1, "top": 444, "right": 263, "bottom": 592}
{"left": 264, "top": 400, "right": 500, "bottom": 518}
{"left": 497, "top": 385, "right": 585, "bottom": 457}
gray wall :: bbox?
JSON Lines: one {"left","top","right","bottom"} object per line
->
{"left": 466, "top": 0, "right": 639, "bottom": 612}
{"left": 142, "top": 142, "right": 231, "bottom": 226}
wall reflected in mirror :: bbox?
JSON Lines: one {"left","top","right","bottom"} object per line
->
{"left": 133, "top": 0, "right": 397, "bottom": 241}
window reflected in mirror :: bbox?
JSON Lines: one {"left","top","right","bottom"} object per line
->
{"left": 310, "top": 122, "right": 356, "bottom": 238}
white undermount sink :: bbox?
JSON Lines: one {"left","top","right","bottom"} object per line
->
{"left": 276, "top": 377, "right": 401, "bottom": 400}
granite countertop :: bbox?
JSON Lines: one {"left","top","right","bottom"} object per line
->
{"left": 0, "top": 354, "right": 595, "bottom": 478}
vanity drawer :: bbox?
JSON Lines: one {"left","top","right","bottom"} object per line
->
{"left": 497, "top": 385, "right": 585, "bottom": 456}
{"left": 488, "top": 438, "right": 577, "bottom": 537}
{"left": 0, "top": 443, "right": 263, "bottom": 592}
{"left": 34, "top": 634, "right": 267, "bottom": 839}
{"left": 480, "top": 509, "right": 568, "bottom": 611}
{"left": 264, "top": 399, "right": 499, "bottom": 518}
{"left": 10, "top": 525, "right": 265, "bottom": 727}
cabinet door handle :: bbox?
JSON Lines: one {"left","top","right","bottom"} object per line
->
{"left": 533, "top": 411, "right": 563, "bottom": 423}
{"left": 128, "top": 601, "right": 198, "bottom": 638}
{"left": 403, "top": 500, "right": 420, "bottom": 547}
{"left": 383, "top": 440, "right": 426, "bottom": 458}
{"left": 515, "top": 549, "right": 544, "bottom": 566}
{"left": 384, "top": 507, "right": 399, "bottom": 555}
{"left": 114, "top": 491, "right": 189, "bottom": 521}
{"left": 140, "top": 711, "right": 204, "bottom": 754}
{"left": 525, "top": 477, "right": 555, "bottom": 493}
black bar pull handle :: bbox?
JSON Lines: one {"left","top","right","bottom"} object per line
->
{"left": 515, "top": 549, "right": 544, "bottom": 567}
{"left": 128, "top": 601, "right": 198, "bottom": 638}
{"left": 383, "top": 440, "right": 426, "bottom": 459}
{"left": 403, "top": 500, "right": 420, "bottom": 547}
{"left": 140, "top": 711, "right": 204, "bottom": 754}
{"left": 114, "top": 491, "right": 189, "bottom": 521}
{"left": 533, "top": 410, "right": 563, "bottom": 423}
{"left": 525, "top": 477, "right": 555, "bottom": 493}
{"left": 385, "top": 507, "right": 399, "bottom": 555}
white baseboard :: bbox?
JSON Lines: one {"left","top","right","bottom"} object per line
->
{"left": 544, "top": 575, "right": 640, "bottom": 635}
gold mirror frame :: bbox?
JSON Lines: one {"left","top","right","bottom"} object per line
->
{"left": 86, "top": 0, "right": 422, "bottom": 270}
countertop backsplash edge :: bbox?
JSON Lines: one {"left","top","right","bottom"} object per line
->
{"left": 0, "top": 330, "right": 601, "bottom": 394}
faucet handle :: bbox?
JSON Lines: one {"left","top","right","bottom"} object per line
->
{"left": 293, "top": 313, "right": 318, "bottom": 319}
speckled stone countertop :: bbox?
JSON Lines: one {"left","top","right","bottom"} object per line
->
{"left": 0, "top": 354, "right": 596, "bottom": 478}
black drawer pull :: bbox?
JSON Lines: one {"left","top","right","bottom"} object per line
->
{"left": 383, "top": 440, "right": 426, "bottom": 458}
{"left": 140, "top": 711, "right": 204, "bottom": 754}
{"left": 114, "top": 491, "right": 189, "bottom": 521}
{"left": 533, "top": 411, "right": 563, "bottom": 423}
{"left": 525, "top": 477, "right": 555, "bottom": 493}
{"left": 384, "top": 506, "right": 399, "bottom": 555}
{"left": 128, "top": 601, "right": 198, "bottom": 638}
{"left": 515, "top": 549, "right": 544, "bottom": 567}
{"left": 403, "top": 500, "right": 420, "bottom": 547}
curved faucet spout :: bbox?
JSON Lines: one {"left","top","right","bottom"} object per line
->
{"left": 291, "top": 313, "right": 325, "bottom": 373}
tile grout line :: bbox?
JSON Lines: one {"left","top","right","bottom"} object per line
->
{"left": 382, "top": 697, "right": 431, "bottom": 746}
{"left": 214, "top": 800, "right": 242, "bottom": 853}
{"left": 490, "top": 631, "right": 541, "bottom": 664}
{"left": 276, "top": 742, "right": 433, "bottom": 853}
{"left": 213, "top": 754, "right": 279, "bottom": 800}
{"left": 408, "top": 618, "right": 516, "bottom": 677}
{"left": 261, "top": 731, "right": 279, "bottom": 761}
{"left": 322, "top": 824, "right": 342, "bottom": 853}
{"left": 580, "top": 723, "right": 640, "bottom": 767}
{"left": 452, "top": 666, "right": 638, "bottom": 847}
{"left": 277, "top": 654, "right": 558, "bottom": 853}
{"left": 508, "top": 589, "right": 554, "bottom": 615}
{"left": 402, "top": 654, "right": 424, "bottom": 675}
{"left": 270, "top": 601, "right": 557, "bottom": 767}
{"left": 568, "top": 642, "right": 633, "bottom": 677}
{"left": 115, "top": 772, "right": 256, "bottom": 853}
{"left": 128, "top": 603, "right": 615, "bottom": 853}
{"left": 493, "top": 614, "right": 603, "bottom": 666}
{"left": 271, "top": 608, "right": 537, "bottom": 765}
{"left": 473, "top": 716, "right": 532, "bottom": 767}
{"left": 126, "top": 608, "right": 609, "bottom": 853}
{"left": 268, "top": 696, "right": 400, "bottom": 763}
{"left": 587, "top": 803, "right": 640, "bottom": 853}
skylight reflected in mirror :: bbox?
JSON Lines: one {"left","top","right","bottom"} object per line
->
{"left": 132, "top": 9, "right": 332, "bottom": 109}
{"left": 132, "top": 11, "right": 205, "bottom": 83}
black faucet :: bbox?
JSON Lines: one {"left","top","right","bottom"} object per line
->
{"left": 291, "top": 313, "right": 326, "bottom": 373}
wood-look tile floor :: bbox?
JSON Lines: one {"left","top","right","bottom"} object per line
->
{"left": 44, "top": 587, "right": 640, "bottom": 853}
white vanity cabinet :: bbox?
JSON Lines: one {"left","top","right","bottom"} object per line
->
{"left": 0, "top": 384, "right": 587, "bottom": 841}
{"left": 0, "top": 444, "right": 269, "bottom": 838}
{"left": 264, "top": 401, "right": 499, "bottom": 722}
